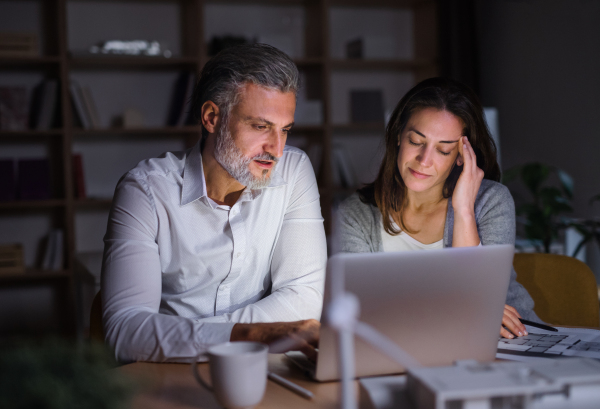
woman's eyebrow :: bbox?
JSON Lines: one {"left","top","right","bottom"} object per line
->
{"left": 409, "top": 127, "right": 461, "bottom": 144}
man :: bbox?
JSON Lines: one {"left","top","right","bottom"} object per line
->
{"left": 101, "top": 44, "right": 326, "bottom": 363}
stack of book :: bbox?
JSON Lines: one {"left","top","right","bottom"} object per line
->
{"left": 0, "top": 244, "right": 25, "bottom": 275}
{"left": 29, "top": 80, "right": 59, "bottom": 130}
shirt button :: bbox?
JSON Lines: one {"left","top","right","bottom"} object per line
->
{"left": 236, "top": 252, "right": 241, "bottom": 258}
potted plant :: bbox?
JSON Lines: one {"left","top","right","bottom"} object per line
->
{"left": 502, "top": 162, "right": 574, "bottom": 253}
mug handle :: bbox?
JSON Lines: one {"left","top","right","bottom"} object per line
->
{"left": 192, "top": 354, "right": 213, "bottom": 392}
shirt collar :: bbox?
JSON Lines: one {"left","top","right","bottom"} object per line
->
{"left": 181, "top": 141, "right": 287, "bottom": 206}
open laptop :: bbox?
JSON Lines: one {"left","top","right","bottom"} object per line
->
{"left": 287, "top": 244, "right": 515, "bottom": 381}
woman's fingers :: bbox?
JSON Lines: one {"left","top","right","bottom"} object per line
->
{"left": 500, "top": 305, "right": 528, "bottom": 338}
{"left": 500, "top": 326, "right": 515, "bottom": 339}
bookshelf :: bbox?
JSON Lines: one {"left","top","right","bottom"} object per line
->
{"left": 0, "top": 0, "right": 439, "bottom": 337}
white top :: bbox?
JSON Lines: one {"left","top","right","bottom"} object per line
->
{"left": 101, "top": 142, "right": 327, "bottom": 363}
{"left": 381, "top": 221, "right": 444, "bottom": 252}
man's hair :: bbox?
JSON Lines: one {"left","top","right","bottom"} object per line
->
{"left": 191, "top": 43, "right": 300, "bottom": 139}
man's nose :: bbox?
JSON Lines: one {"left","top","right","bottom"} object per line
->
{"left": 265, "top": 129, "right": 286, "bottom": 158}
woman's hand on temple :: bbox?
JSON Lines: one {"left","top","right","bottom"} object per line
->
{"left": 500, "top": 305, "right": 528, "bottom": 338}
{"left": 452, "top": 136, "right": 484, "bottom": 217}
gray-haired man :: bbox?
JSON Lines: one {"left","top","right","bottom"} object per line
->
{"left": 101, "top": 44, "right": 325, "bottom": 362}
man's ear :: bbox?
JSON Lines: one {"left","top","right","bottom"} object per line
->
{"left": 201, "top": 101, "right": 220, "bottom": 134}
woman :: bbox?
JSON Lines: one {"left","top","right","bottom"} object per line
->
{"left": 338, "top": 77, "right": 541, "bottom": 339}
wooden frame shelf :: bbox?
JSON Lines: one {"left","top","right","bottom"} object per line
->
{"left": 74, "top": 198, "right": 113, "bottom": 208}
{"left": 331, "top": 59, "right": 436, "bottom": 71}
{"left": 0, "top": 129, "right": 64, "bottom": 139}
{"left": 0, "top": 200, "right": 67, "bottom": 210}
{"left": 0, "top": 0, "right": 438, "bottom": 338}
{"left": 72, "top": 126, "right": 203, "bottom": 136}
{"left": 69, "top": 56, "right": 201, "bottom": 71}
{"left": 0, "top": 270, "right": 70, "bottom": 285}
{"left": 0, "top": 56, "right": 61, "bottom": 70}
{"left": 332, "top": 123, "right": 386, "bottom": 133}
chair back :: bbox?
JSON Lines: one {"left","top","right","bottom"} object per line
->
{"left": 514, "top": 253, "right": 599, "bottom": 327}
{"left": 90, "top": 291, "right": 104, "bottom": 342}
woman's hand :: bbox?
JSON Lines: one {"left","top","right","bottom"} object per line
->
{"left": 500, "top": 305, "right": 528, "bottom": 338}
{"left": 452, "top": 136, "right": 484, "bottom": 216}
{"left": 451, "top": 136, "right": 484, "bottom": 247}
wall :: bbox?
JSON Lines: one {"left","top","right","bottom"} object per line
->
{"left": 477, "top": 0, "right": 600, "bottom": 277}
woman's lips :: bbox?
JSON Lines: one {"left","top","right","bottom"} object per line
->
{"left": 254, "top": 160, "right": 274, "bottom": 169}
{"left": 409, "top": 168, "right": 431, "bottom": 179}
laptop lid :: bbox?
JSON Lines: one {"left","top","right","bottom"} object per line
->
{"left": 315, "top": 244, "right": 514, "bottom": 381}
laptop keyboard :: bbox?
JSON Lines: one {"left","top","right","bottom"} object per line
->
{"left": 498, "top": 333, "right": 600, "bottom": 354}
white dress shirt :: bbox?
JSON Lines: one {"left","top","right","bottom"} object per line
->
{"left": 101, "top": 142, "right": 327, "bottom": 363}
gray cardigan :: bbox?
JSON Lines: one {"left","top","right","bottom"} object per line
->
{"left": 337, "top": 179, "right": 542, "bottom": 322}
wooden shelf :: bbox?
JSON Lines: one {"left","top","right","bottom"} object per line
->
{"left": 332, "top": 123, "right": 386, "bottom": 133}
{"left": 0, "top": 129, "right": 63, "bottom": 139}
{"left": 73, "top": 126, "right": 203, "bottom": 136}
{"left": 0, "top": 269, "right": 70, "bottom": 285}
{"left": 330, "top": 0, "right": 434, "bottom": 7}
{"left": 0, "top": 56, "right": 61, "bottom": 70}
{"left": 69, "top": 56, "right": 200, "bottom": 70}
{"left": 0, "top": 200, "right": 66, "bottom": 210}
{"left": 74, "top": 198, "right": 112, "bottom": 208}
{"left": 331, "top": 59, "right": 435, "bottom": 71}
{"left": 292, "top": 125, "right": 325, "bottom": 133}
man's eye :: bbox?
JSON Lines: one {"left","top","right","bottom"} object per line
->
{"left": 255, "top": 125, "right": 267, "bottom": 130}
{"left": 283, "top": 128, "right": 291, "bottom": 135}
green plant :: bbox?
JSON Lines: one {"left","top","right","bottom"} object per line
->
{"left": 502, "top": 162, "right": 574, "bottom": 253}
{"left": 0, "top": 338, "right": 137, "bottom": 409}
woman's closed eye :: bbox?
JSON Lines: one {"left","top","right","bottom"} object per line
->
{"left": 409, "top": 139, "right": 452, "bottom": 156}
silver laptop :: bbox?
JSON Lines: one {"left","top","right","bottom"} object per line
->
{"left": 288, "top": 244, "right": 515, "bottom": 381}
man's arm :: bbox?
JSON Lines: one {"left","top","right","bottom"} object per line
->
{"left": 102, "top": 173, "right": 236, "bottom": 363}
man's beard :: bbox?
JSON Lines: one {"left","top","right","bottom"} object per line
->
{"left": 213, "top": 119, "right": 279, "bottom": 190}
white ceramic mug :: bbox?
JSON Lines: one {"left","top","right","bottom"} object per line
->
{"left": 192, "top": 341, "right": 269, "bottom": 409}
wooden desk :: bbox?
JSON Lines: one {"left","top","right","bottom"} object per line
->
{"left": 118, "top": 354, "right": 346, "bottom": 409}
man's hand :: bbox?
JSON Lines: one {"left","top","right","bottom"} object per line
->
{"left": 500, "top": 305, "right": 528, "bottom": 338}
{"left": 231, "top": 319, "right": 320, "bottom": 360}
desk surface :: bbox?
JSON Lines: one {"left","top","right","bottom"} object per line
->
{"left": 118, "top": 354, "right": 347, "bottom": 409}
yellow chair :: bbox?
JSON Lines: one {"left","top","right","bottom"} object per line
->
{"left": 90, "top": 291, "right": 104, "bottom": 342}
{"left": 514, "top": 253, "right": 600, "bottom": 327}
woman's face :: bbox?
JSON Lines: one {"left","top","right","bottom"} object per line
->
{"left": 397, "top": 107, "right": 464, "bottom": 195}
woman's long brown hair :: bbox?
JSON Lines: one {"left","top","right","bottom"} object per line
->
{"left": 357, "top": 77, "right": 501, "bottom": 235}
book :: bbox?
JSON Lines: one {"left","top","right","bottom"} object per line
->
{"left": 70, "top": 81, "right": 92, "bottom": 129}
{"left": 0, "top": 159, "right": 16, "bottom": 201}
{"left": 72, "top": 153, "right": 86, "bottom": 199}
{"left": 17, "top": 158, "right": 51, "bottom": 200}
{"left": 0, "top": 243, "right": 25, "bottom": 275}
{"left": 30, "top": 80, "right": 58, "bottom": 130}
{"left": 80, "top": 85, "right": 101, "bottom": 128}
{"left": 167, "top": 71, "right": 196, "bottom": 127}
{"left": 41, "top": 229, "right": 64, "bottom": 271}
{"left": 0, "top": 32, "right": 37, "bottom": 57}
{"left": 350, "top": 89, "right": 384, "bottom": 124}
{"left": 0, "top": 86, "right": 28, "bottom": 130}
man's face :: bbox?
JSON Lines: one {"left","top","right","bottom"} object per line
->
{"left": 214, "top": 83, "right": 296, "bottom": 189}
